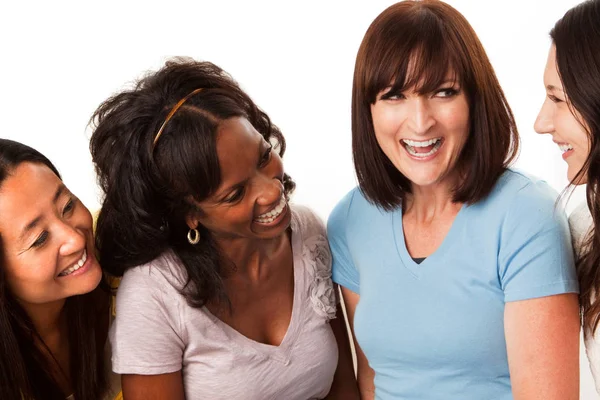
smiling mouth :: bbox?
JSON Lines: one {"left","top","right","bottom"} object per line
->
{"left": 401, "top": 138, "right": 444, "bottom": 158}
{"left": 255, "top": 195, "right": 287, "bottom": 224}
{"left": 558, "top": 143, "right": 573, "bottom": 154}
{"left": 58, "top": 249, "right": 87, "bottom": 277}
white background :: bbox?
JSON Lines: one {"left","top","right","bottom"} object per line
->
{"left": 0, "top": 0, "right": 594, "bottom": 397}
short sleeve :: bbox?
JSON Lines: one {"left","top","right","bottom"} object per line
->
{"left": 327, "top": 189, "right": 360, "bottom": 294}
{"left": 110, "top": 265, "right": 185, "bottom": 375}
{"left": 498, "top": 181, "right": 579, "bottom": 302}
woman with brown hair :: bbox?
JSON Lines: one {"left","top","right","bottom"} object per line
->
{"left": 534, "top": 0, "right": 600, "bottom": 394}
{"left": 328, "top": 1, "right": 580, "bottom": 399}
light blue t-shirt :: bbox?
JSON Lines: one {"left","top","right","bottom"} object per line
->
{"left": 328, "top": 170, "right": 578, "bottom": 400}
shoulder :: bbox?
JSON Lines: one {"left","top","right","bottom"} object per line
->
{"left": 569, "top": 201, "right": 593, "bottom": 254}
{"left": 327, "top": 186, "right": 376, "bottom": 232}
{"left": 291, "top": 204, "right": 326, "bottom": 237}
{"left": 493, "top": 169, "right": 559, "bottom": 203}
{"left": 482, "top": 169, "right": 560, "bottom": 220}
{"left": 118, "top": 251, "right": 187, "bottom": 296}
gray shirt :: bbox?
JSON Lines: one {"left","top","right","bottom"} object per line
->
{"left": 110, "top": 205, "right": 338, "bottom": 399}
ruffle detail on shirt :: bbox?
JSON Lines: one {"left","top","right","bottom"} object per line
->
{"left": 302, "top": 234, "right": 337, "bottom": 320}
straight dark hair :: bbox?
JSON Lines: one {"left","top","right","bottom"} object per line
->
{"left": 0, "top": 139, "right": 108, "bottom": 400}
{"left": 89, "top": 58, "right": 294, "bottom": 308}
{"left": 352, "top": 0, "right": 519, "bottom": 210}
{"left": 551, "top": 0, "right": 600, "bottom": 336}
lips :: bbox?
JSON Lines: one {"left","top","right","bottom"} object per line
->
{"left": 58, "top": 249, "right": 88, "bottom": 277}
{"left": 255, "top": 195, "right": 287, "bottom": 224}
{"left": 401, "top": 137, "right": 444, "bottom": 158}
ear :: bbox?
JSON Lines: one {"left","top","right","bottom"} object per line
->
{"left": 185, "top": 213, "right": 200, "bottom": 231}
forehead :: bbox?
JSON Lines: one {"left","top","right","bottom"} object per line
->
{"left": 215, "top": 117, "right": 261, "bottom": 182}
{"left": 543, "top": 46, "right": 562, "bottom": 87}
{"left": 0, "top": 163, "right": 62, "bottom": 237}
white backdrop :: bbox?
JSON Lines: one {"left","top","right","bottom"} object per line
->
{"left": 0, "top": 0, "right": 594, "bottom": 397}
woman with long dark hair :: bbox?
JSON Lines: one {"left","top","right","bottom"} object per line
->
{"left": 89, "top": 58, "right": 358, "bottom": 399}
{"left": 534, "top": 0, "right": 600, "bottom": 393}
{"left": 0, "top": 139, "right": 120, "bottom": 399}
{"left": 329, "top": 1, "right": 580, "bottom": 398}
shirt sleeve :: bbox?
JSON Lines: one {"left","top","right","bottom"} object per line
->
{"left": 498, "top": 180, "right": 579, "bottom": 302}
{"left": 327, "top": 189, "right": 360, "bottom": 294}
{"left": 110, "top": 265, "right": 185, "bottom": 375}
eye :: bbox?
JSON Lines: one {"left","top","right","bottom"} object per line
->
{"left": 63, "top": 198, "right": 76, "bottom": 216}
{"left": 380, "top": 91, "right": 405, "bottom": 101}
{"left": 434, "top": 87, "right": 459, "bottom": 98}
{"left": 548, "top": 94, "right": 564, "bottom": 104}
{"left": 225, "top": 186, "right": 246, "bottom": 203}
{"left": 31, "top": 231, "right": 49, "bottom": 248}
{"left": 259, "top": 144, "right": 273, "bottom": 167}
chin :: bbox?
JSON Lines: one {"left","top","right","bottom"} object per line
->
{"left": 72, "top": 263, "right": 103, "bottom": 296}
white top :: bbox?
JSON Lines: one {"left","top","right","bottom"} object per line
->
{"left": 568, "top": 201, "right": 600, "bottom": 395}
{"left": 109, "top": 205, "right": 339, "bottom": 400}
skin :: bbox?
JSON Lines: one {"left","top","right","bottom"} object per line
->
{"left": 341, "top": 70, "right": 579, "bottom": 399}
{"left": 0, "top": 162, "right": 103, "bottom": 394}
{"left": 535, "top": 45, "right": 591, "bottom": 184}
{"left": 123, "top": 117, "right": 359, "bottom": 400}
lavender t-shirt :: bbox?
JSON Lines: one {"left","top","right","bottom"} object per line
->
{"left": 110, "top": 206, "right": 339, "bottom": 399}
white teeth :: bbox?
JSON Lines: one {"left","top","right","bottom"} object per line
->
{"left": 256, "top": 196, "right": 287, "bottom": 223}
{"left": 402, "top": 138, "right": 441, "bottom": 147}
{"left": 59, "top": 249, "right": 87, "bottom": 277}
{"left": 558, "top": 143, "right": 573, "bottom": 153}
{"left": 404, "top": 139, "right": 443, "bottom": 158}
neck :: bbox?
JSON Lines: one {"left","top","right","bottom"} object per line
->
{"left": 405, "top": 178, "right": 462, "bottom": 223}
{"left": 214, "top": 232, "right": 289, "bottom": 281}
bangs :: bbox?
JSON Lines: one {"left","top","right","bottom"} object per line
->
{"left": 363, "top": 8, "right": 463, "bottom": 102}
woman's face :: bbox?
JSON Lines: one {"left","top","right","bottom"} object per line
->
{"left": 370, "top": 72, "right": 470, "bottom": 191}
{"left": 0, "top": 162, "right": 102, "bottom": 307}
{"left": 534, "top": 45, "right": 591, "bottom": 184}
{"left": 190, "top": 117, "right": 291, "bottom": 241}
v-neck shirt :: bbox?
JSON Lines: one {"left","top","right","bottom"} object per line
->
{"left": 110, "top": 205, "right": 338, "bottom": 400}
{"left": 328, "top": 169, "right": 578, "bottom": 399}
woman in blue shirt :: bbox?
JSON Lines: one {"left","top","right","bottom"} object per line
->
{"left": 328, "top": 1, "right": 580, "bottom": 399}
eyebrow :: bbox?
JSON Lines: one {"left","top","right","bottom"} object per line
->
{"left": 19, "top": 184, "right": 66, "bottom": 242}
{"left": 217, "top": 140, "right": 264, "bottom": 200}
{"left": 546, "top": 84, "right": 564, "bottom": 92}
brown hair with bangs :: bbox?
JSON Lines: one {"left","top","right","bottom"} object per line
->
{"left": 352, "top": 0, "right": 519, "bottom": 210}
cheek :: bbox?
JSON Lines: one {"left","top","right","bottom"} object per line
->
{"left": 5, "top": 258, "right": 57, "bottom": 301}
{"left": 439, "top": 103, "right": 469, "bottom": 136}
{"left": 372, "top": 107, "right": 404, "bottom": 138}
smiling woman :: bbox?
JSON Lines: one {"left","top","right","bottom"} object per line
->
{"left": 89, "top": 58, "right": 358, "bottom": 400}
{"left": 329, "top": 1, "right": 580, "bottom": 399}
{"left": 534, "top": 0, "right": 600, "bottom": 395}
{"left": 0, "top": 139, "right": 120, "bottom": 400}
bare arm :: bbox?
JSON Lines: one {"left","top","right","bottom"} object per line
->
{"left": 122, "top": 371, "right": 185, "bottom": 400}
{"left": 505, "top": 293, "right": 579, "bottom": 400}
{"left": 326, "top": 299, "right": 360, "bottom": 400}
{"left": 341, "top": 286, "right": 375, "bottom": 400}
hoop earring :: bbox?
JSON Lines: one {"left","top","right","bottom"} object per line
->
{"left": 187, "top": 228, "right": 200, "bottom": 245}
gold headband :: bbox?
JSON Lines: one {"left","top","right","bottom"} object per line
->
{"left": 152, "top": 88, "right": 204, "bottom": 147}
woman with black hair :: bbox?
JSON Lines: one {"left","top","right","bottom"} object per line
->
{"left": 89, "top": 58, "right": 358, "bottom": 399}
{"left": 0, "top": 139, "right": 121, "bottom": 400}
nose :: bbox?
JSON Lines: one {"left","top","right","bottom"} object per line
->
{"left": 256, "top": 174, "right": 283, "bottom": 207}
{"left": 407, "top": 97, "right": 435, "bottom": 135}
{"left": 534, "top": 99, "right": 554, "bottom": 135}
{"left": 57, "top": 221, "right": 86, "bottom": 257}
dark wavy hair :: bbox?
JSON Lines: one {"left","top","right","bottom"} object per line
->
{"left": 551, "top": 0, "right": 600, "bottom": 336}
{"left": 352, "top": 0, "right": 519, "bottom": 210}
{"left": 89, "top": 58, "right": 294, "bottom": 308}
{"left": 0, "top": 139, "right": 107, "bottom": 400}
